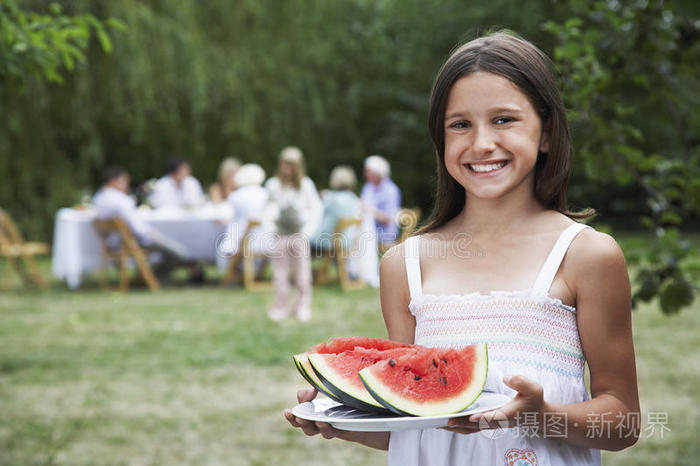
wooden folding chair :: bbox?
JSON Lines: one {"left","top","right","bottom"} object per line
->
{"left": 93, "top": 217, "right": 160, "bottom": 291}
{"left": 378, "top": 207, "right": 421, "bottom": 254}
{"left": 397, "top": 208, "right": 421, "bottom": 243}
{"left": 221, "top": 220, "right": 271, "bottom": 291}
{"left": 0, "top": 208, "right": 50, "bottom": 289}
{"left": 315, "top": 217, "right": 364, "bottom": 291}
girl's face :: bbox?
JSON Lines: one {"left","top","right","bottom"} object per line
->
{"left": 443, "top": 71, "right": 549, "bottom": 202}
{"left": 280, "top": 160, "right": 297, "bottom": 179}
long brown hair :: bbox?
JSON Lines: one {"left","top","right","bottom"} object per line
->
{"left": 419, "top": 31, "right": 593, "bottom": 234}
{"left": 275, "top": 146, "right": 306, "bottom": 190}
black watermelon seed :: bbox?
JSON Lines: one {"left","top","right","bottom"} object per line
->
{"left": 432, "top": 359, "right": 438, "bottom": 368}
{"left": 388, "top": 359, "right": 396, "bottom": 367}
{"left": 440, "top": 376, "right": 447, "bottom": 385}
{"left": 442, "top": 357, "right": 448, "bottom": 364}
{"left": 414, "top": 375, "right": 421, "bottom": 381}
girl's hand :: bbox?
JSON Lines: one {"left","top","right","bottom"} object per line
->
{"left": 443, "top": 375, "right": 544, "bottom": 435}
{"left": 283, "top": 388, "right": 343, "bottom": 439}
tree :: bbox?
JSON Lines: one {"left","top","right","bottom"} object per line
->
{"left": 0, "top": 0, "right": 123, "bottom": 88}
{"left": 545, "top": 0, "right": 700, "bottom": 313}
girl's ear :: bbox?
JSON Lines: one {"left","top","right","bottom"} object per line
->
{"left": 539, "top": 124, "right": 551, "bottom": 153}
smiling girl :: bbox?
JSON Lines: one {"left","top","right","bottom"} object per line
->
{"left": 285, "top": 31, "right": 639, "bottom": 466}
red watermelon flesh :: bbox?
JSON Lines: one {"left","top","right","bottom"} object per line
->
{"left": 293, "top": 337, "right": 410, "bottom": 402}
{"left": 311, "top": 336, "right": 408, "bottom": 354}
{"left": 308, "top": 347, "right": 418, "bottom": 413}
{"left": 359, "top": 343, "right": 488, "bottom": 416}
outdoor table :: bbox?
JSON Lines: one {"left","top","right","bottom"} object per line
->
{"left": 51, "top": 205, "right": 233, "bottom": 289}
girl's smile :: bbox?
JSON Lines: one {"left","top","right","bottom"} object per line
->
{"left": 444, "top": 71, "right": 549, "bottom": 201}
{"left": 465, "top": 159, "right": 510, "bottom": 176}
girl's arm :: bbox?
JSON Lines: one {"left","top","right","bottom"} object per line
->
{"left": 448, "top": 230, "right": 640, "bottom": 451}
{"left": 379, "top": 244, "right": 417, "bottom": 345}
{"left": 544, "top": 230, "right": 640, "bottom": 450}
{"left": 283, "top": 243, "right": 415, "bottom": 450}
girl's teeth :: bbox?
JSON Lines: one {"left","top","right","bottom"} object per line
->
{"left": 469, "top": 161, "right": 507, "bottom": 173}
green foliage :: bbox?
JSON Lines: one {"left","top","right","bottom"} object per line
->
{"left": 0, "top": 0, "right": 123, "bottom": 87}
{"left": 545, "top": 0, "right": 700, "bottom": 313}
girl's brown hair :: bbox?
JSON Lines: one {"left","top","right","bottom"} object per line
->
{"left": 419, "top": 31, "right": 593, "bottom": 234}
{"left": 276, "top": 146, "right": 306, "bottom": 190}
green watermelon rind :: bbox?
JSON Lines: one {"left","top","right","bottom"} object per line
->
{"left": 359, "top": 344, "right": 489, "bottom": 417}
{"left": 307, "top": 353, "right": 391, "bottom": 414}
{"left": 292, "top": 354, "right": 315, "bottom": 385}
{"left": 292, "top": 354, "right": 342, "bottom": 402}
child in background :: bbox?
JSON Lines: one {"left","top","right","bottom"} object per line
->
{"left": 285, "top": 31, "right": 639, "bottom": 465}
{"left": 265, "top": 147, "right": 323, "bottom": 322}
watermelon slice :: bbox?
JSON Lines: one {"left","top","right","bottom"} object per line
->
{"left": 293, "top": 337, "right": 408, "bottom": 402}
{"left": 292, "top": 353, "right": 342, "bottom": 401}
{"left": 308, "top": 347, "right": 417, "bottom": 413}
{"left": 359, "top": 343, "right": 488, "bottom": 416}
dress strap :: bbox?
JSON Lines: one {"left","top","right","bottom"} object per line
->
{"left": 404, "top": 235, "right": 423, "bottom": 300}
{"left": 531, "top": 223, "right": 592, "bottom": 295}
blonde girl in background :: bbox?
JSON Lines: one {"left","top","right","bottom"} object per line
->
{"left": 265, "top": 147, "right": 323, "bottom": 322}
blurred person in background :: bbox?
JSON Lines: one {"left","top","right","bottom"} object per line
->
{"left": 361, "top": 155, "right": 401, "bottom": 247}
{"left": 222, "top": 163, "right": 268, "bottom": 257}
{"left": 210, "top": 157, "right": 241, "bottom": 203}
{"left": 92, "top": 166, "right": 188, "bottom": 279}
{"left": 150, "top": 158, "right": 205, "bottom": 210}
{"left": 310, "top": 165, "right": 361, "bottom": 252}
{"left": 264, "top": 147, "right": 322, "bottom": 322}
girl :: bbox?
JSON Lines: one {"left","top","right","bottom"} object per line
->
{"left": 265, "top": 146, "right": 323, "bottom": 322}
{"left": 285, "top": 32, "right": 639, "bottom": 464}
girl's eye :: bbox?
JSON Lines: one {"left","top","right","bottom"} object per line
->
{"left": 449, "top": 120, "right": 470, "bottom": 129}
{"left": 494, "top": 117, "right": 515, "bottom": 125}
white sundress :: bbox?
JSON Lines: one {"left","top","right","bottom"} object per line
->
{"left": 388, "top": 222, "right": 601, "bottom": 466}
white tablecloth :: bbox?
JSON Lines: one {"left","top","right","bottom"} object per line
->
{"left": 51, "top": 206, "right": 232, "bottom": 289}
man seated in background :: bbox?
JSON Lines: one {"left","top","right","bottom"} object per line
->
{"left": 149, "top": 158, "right": 205, "bottom": 210}
{"left": 92, "top": 166, "right": 189, "bottom": 280}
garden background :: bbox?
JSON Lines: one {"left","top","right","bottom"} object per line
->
{"left": 1, "top": 0, "right": 699, "bottom": 464}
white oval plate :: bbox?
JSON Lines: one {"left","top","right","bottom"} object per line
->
{"left": 291, "top": 391, "right": 512, "bottom": 432}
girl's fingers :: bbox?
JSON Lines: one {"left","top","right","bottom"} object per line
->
{"left": 284, "top": 410, "right": 322, "bottom": 436}
{"left": 503, "top": 375, "right": 543, "bottom": 399}
{"left": 446, "top": 418, "right": 480, "bottom": 428}
{"left": 297, "top": 388, "right": 318, "bottom": 403}
{"left": 315, "top": 422, "right": 339, "bottom": 439}
{"left": 283, "top": 409, "right": 301, "bottom": 427}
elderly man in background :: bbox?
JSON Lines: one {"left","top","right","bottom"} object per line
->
{"left": 91, "top": 166, "right": 188, "bottom": 279}
{"left": 149, "top": 158, "right": 205, "bottom": 210}
{"left": 360, "top": 155, "right": 401, "bottom": 247}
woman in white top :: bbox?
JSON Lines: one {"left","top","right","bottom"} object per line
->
{"left": 265, "top": 147, "right": 322, "bottom": 322}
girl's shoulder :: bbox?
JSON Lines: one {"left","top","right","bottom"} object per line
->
{"left": 565, "top": 224, "right": 627, "bottom": 273}
{"left": 379, "top": 241, "right": 408, "bottom": 276}
{"left": 557, "top": 222, "right": 629, "bottom": 302}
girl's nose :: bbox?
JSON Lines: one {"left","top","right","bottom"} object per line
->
{"left": 471, "top": 125, "right": 497, "bottom": 154}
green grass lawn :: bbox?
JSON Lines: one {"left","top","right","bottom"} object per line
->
{"left": 0, "top": 255, "right": 698, "bottom": 465}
